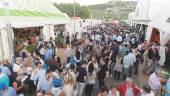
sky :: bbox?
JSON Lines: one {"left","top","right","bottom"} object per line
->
{"left": 50, "top": 0, "right": 139, "bottom": 5}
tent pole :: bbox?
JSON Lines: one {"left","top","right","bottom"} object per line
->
{"left": 146, "top": 0, "right": 150, "bottom": 23}
{"left": 4, "top": 2, "right": 14, "bottom": 64}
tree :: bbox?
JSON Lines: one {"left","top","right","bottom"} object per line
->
{"left": 78, "top": 6, "right": 90, "bottom": 19}
{"left": 54, "top": 3, "right": 91, "bottom": 19}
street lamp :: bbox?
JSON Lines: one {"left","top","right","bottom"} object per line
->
{"left": 73, "top": 0, "right": 76, "bottom": 34}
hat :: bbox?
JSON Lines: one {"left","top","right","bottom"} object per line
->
{"left": 42, "top": 64, "right": 48, "bottom": 69}
{"left": 0, "top": 82, "right": 5, "bottom": 90}
{"left": 116, "top": 35, "right": 123, "bottom": 42}
{"left": 53, "top": 79, "right": 62, "bottom": 87}
{"left": 70, "top": 59, "right": 76, "bottom": 65}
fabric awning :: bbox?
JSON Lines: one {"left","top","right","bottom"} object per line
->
{"left": 0, "top": 0, "right": 70, "bottom": 28}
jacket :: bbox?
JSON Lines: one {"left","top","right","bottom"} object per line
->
{"left": 119, "top": 82, "right": 140, "bottom": 96}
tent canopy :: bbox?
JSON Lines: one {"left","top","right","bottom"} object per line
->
{"left": 149, "top": 2, "right": 170, "bottom": 34}
{"left": 130, "top": 0, "right": 168, "bottom": 25}
{"left": 0, "top": 0, "right": 70, "bottom": 28}
{"left": 149, "top": 1, "right": 170, "bottom": 46}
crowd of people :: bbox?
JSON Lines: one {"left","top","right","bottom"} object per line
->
{"left": 13, "top": 27, "right": 41, "bottom": 48}
{"left": 0, "top": 23, "right": 170, "bottom": 96}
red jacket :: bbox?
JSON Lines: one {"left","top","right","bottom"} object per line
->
{"left": 119, "top": 82, "right": 140, "bottom": 96}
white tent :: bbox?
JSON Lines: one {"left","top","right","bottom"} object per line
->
{"left": 0, "top": 0, "right": 70, "bottom": 62}
{"left": 148, "top": 1, "right": 170, "bottom": 66}
{"left": 130, "top": 0, "right": 164, "bottom": 25}
{"left": 147, "top": 0, "right": 170, "bottom": 46}
{"left": 66, "top": 19, "right": 102, "bottom": 34}
{"left": 0, "top": 0, "right": 70, "bottom": 27}
{"left": 129, "top": 0, "right": 170, "bottom": 66}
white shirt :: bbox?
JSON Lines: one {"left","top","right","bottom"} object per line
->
{"left": 30, "top": 68, "right": 39, "bottom": 81}
{"left": 112, "top": 35, "right": 117, "bottom": 40}
{"left": 95, "top": 34, "right": 100, "bottom": 41}
{"left": 92, "top": 35, "right": 95, "bottom": 40}
{"left": 65, "top": 47, "right": 72, "bottom": 57}
{"left": 141, "top": 91, "right": 155, "bottom": 96}
{"left": 51, "top": 87, "right": 61, "bottom": 96}
{"left": 125, "top": 87, "right": 133, "bottom": 96}
{"left": 131, "top": 38, "right": 135, "bottom": 44}
{"left": 31, "top": 68, "right": 46, "bottom": 85}
{"left": 116, "top": 36, "right": 123, "bottom": 42}
{"left": 13, "top": 63, "right": 23, "bottom": 75}
{"left": 37, "top": 76, "right": 53, "bottom": 93}
{"left": 148, "top": 73, "right": 161, "bottom": 90}
{"left": 123, "top": 53, "right": 136, "bottom": 68}
{"left": 82, "top": 29, "right": 87, "bottom": 33}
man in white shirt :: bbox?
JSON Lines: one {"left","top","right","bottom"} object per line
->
{"left": 95, "top": 34, "right": 101, "bottom": 44}
{"left": 123, "top": 49, "right": 136, "bottom": 79}
{"left": 148, "top": 69, "right": 165, "bottom": 94}
{"left": 37, "top": 69, "right": 53, "bottom": 93}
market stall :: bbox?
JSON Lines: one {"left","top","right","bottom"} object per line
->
{"left": 0, "top": 0, "right": 70, "bottom": 61}
{"left": 13, "top": 27, "right": 42, "bottom": 48}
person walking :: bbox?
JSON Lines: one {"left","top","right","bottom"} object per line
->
{"left": 65, "top": 44, "right": 72, "bottom": 63}
{"left": 113, "top": 54, "right": 123, "bottom": 80}
{"left": 123, "top": 49, "right": 136, "bottom": 80}
{"left": 37, "top": 69, "right": 53, "bottom": 94}
{"left": 74, "top": 62, "right": 87, "bottom": 96}
{"left": 62, "top": 74, "right": 74, "bottom": 96}
{"left": 119, "top": 77, "right": 140, "bottom": 96}
{"left": 98, "top": 59, "right": 109, "bottom": 89}
{"left": 85, "top": 62, "right": 96, "bottom": 96}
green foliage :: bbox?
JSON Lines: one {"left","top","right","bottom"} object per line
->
{"left": 55, "top": 37, "right": 66, "bottom": 48}
{"left": 14, "top": 47, "right": 24, "bottom": 57}
{"left": 26, "top": 43, "right": 37, "bottom": 53}
{"left": 54, "top": 3, "right": 90, "bottom": 19}
{"left": 88, "top": 1, "right": 137, "bottom": 20}
{"left": 14, "top": 43, "right": 37, "bottom": 57}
